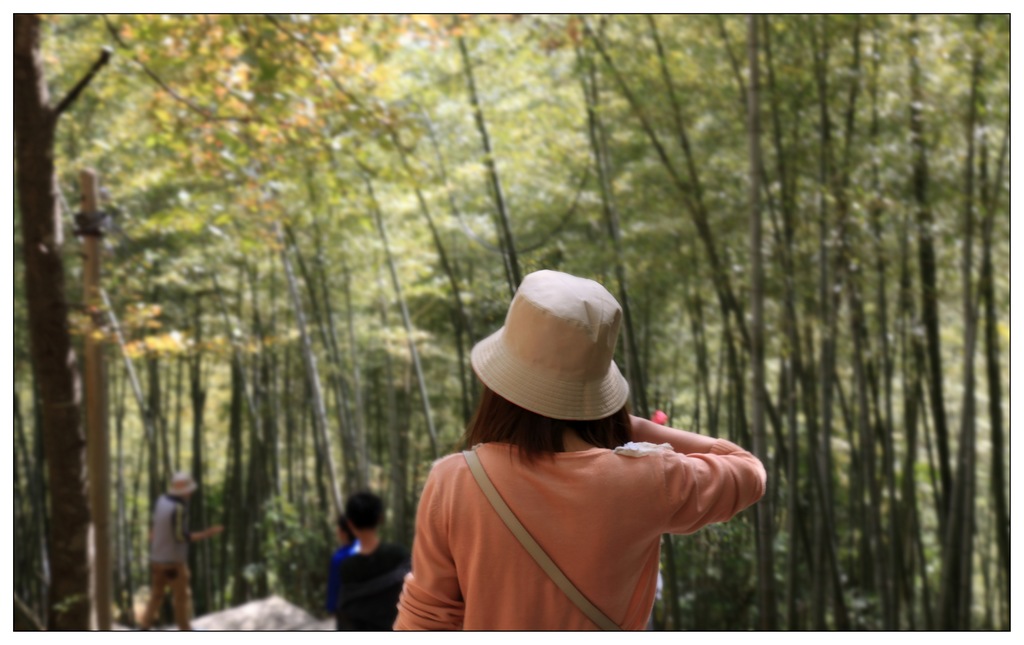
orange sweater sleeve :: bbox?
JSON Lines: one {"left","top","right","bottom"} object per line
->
{"left": 660, "top": 438, "right": 767, "bottom": 534}
{"left": 394, "top": 457, "right": 465, "bottom": 630}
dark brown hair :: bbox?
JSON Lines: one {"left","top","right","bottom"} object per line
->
{"left": 463, "top": 386, "right": 631, "bottom": 461}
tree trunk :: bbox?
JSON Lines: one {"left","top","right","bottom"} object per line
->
{"left": 867, "top": 18, "right": 909, "bottom": 625}
{"left": 419, "top": 113, "right": 480, "bottom": 421}
{"left": 763, "top": 16, "right": 807, "bottom": 628}
{"left": 456, "top": 25, "right": 522, "bottom": 294}
{"left": 276, "top": 222, "right": 344, "bottom": 514}
{"left": 979, "top": 119, "right": 1009, "bottom": 629}
{"left": 908, "top": 14, "right": 953, "bottom": 527}
{"left": 341, "top": 258, "right": 373, "bottom": 463}
{"left": 683, "top": 259, "right": 718, "bottom": 438}
{"left": 14, "top": 388, "right": 46, "bottom": 622}
{"left": 14, "top": 13, "right": 92, "bottom": 629}
{"left": 226, "top": 356, "right": 249, "bottom": 605}
{"left": 580, "top": 41, "right": 649, "bottom": 417}
{"left": 314, "top": 226, "right": 369, "bottom": 491}
{"left": 898, "top": 172, "right": 935, "bottom": 628}
{"left": 829, "top": 17, "right": 896, "bottom": 629}
{"left": 746, "top": 15, "right": 777, "bottom": 630}
{"left": 187, "top": 297, "right": 211, "bottom": 616}
{"left": 147, "top": 355, "right": 170, "bottom": 500}
{"left": 940, "top": 17, "right": 983, "bottom": 628}
{"left": 662, "top": 534, "right": 681, "bottom": 630}
{"left": 286, "top": 222, "right": 365, "bottom": 493}
{"left": 376, "top": 269, "right": 410, "bottom": 544}
{"left": 110, "top": 369, "right": 131, "bottom": 624}
{"left": 808, "top": 17, "right": 850, "bottom": 629}
{"left": 363, "top": 176, "right": 439, "bottom": 459}
{"left": 386, "top": 120, "right": 478, "bottom": 354}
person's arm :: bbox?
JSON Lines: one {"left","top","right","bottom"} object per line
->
{"left": 630, "top": 415, "right": 767, "bottom": 534}
{"left": 394, "top": 462, "right": 465, "bottom": 630}
{"left": 189, "top": 525, "right": 224, "bottom": 542}
{"left": 629, "top": 414, "right": 719, "bottom": 454}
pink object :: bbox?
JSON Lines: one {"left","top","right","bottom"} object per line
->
{"left": 651, "top": 410, "right": 668, "bottom": 425}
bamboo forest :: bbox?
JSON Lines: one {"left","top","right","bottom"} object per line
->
{"left": 12, "top": 13, "right": 1010, "bottom": 631}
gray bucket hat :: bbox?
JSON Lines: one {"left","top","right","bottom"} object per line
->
{"left": 169, "top": 472, "right": 197, "bottom": 496}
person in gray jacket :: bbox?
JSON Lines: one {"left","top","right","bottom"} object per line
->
{"left": 138, "top": 472, "right": 223, "bottom": 630}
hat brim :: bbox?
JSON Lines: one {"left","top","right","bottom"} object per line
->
{"left": 471, "top": 326, "right": 630, "bottom": 421}
{"left": 169, "top": 481, "right": 197, "bottom": 495}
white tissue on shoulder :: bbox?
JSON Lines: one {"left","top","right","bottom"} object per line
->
{"left": 613, "top": 441, "right": 673, "bottom": 457}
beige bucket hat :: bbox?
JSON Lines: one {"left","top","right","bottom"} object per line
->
{"left": 470, "top": 270, "right": 630, "bottom": 420}
{"left": 169, "top": 472, "right": 197, "bottom": 496}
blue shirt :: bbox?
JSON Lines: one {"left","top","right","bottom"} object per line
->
{"left": 326, "top": 541, "right": 360, "bottom": 613}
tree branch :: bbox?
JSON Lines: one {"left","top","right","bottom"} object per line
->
{"left": 53, "top": 46, "right": 112, "bottom": 118}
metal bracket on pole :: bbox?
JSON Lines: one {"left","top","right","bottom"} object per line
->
{"left": 73, "top": 210, "right": 111, "bottom": 237}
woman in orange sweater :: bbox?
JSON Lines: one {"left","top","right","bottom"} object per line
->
{"left": 394, "top": 270, "right": 766, "bottom": 630}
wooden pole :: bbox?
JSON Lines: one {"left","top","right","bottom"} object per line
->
{"left": 80, "top": 168, "right": 111, "bottom": 630}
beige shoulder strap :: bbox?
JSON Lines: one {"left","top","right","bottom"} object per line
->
{"left": 462, "top": 449, "right": 620, "bottom": 631}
